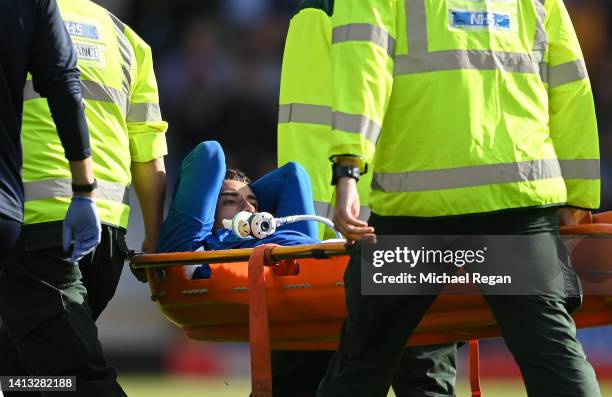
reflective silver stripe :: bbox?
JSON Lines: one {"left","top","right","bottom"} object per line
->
{"left": 539, "top": 61, "right": 548, "bottom": 83}
{"left": 313, "top": 201, "right": 371, "bottom": 222}
{"left": 406, "top": 0, "right": 428, "bottom": 54}
{"left": 559, "top": 159, "right": 600, "bottom": 180}
{"left": 278, "top": 104, "right": 291, "bottom": 123}
{"left": 23, "top": 80, "right": 128, "bottom": 113}
{"left": 278, "top": 104, "right": 380, "bottom": 143}
{"left": 532, "top": 0, "right": 548, "bottom": 78}
{"left": 371, "top": 159, "right": 564, "bottom": 193}
{"left": 127, "top": 103, "right": 163, "bottom": 122}
{"left": 24, "top": 179, "right": 129, "bottom": 205}
{"left": 532, "top": 0, "right": 548, "bottom": 61}
{"left": 395, "top": 50, "right": 538, "bottom": 75}
{"left": 548, "top": 60, "right": 588, "bottom": 88}
{"left": 278, "top": 103, "right": 331, "bottom": 125}
{"left": 396, "top": 0, "right": 548, "bottom": 77}
{"left": 333, "top": 24, "right": 396, "bottom": 57}
{"left": 359, "top": 206, "right": 372, "bottom": 222}
{"left": 109, "top": 13, "right": 132, "bottom": 97}
{"left": 278, "top": 103, "right": 380, "bottom": 143}
{"left": 23, "top": 80, "right": 40, "bottom": 101}
{"left": 314, "top": 201, "right": 332, "bottom": 218}
{"left": 81, "top": 80, "right": 128, "bottom": 112}
{"left": 332, "top": 112, "right": 381, "bottom": 143}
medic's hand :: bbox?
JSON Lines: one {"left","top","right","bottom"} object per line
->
{"left": 333, "top": 177, "right": 375, "bottom": 242}
{"left": 62, "top": 196, "right": 102, "bottom": 264}
{"left": 131, "top": 239, "right": 156, "bottom": 283}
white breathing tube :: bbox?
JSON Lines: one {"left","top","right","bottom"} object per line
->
{"left": 222, "top": 211, "right": 342, "bottom": 240}
{"left": 276, "top": 215, "right": 342, "bottom": 239}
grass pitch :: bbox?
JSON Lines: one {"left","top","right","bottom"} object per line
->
{"left": 119, "top": 376, "right": 612, "bottom": 396}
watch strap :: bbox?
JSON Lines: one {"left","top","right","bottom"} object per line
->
{"left": 72, "top": 179, "right": 98, "bottom": 193}
{"left": 331, "top": 164, "right": 361, "bottom": 185}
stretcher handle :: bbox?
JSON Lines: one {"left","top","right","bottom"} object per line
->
{"left": 131, "top": 219, "right": 612, "bottom": 270}
{"left": 130, "top": 241, "right": 349, "bottom": 269}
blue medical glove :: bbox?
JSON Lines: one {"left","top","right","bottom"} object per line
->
{"left": 62, "top": 196, "right": 102, "bottom": 264}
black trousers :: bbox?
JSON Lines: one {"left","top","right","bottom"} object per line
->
{"left": 272, "top": 343, "right": 457, "bottom": 397}
{"left": 317, "top": 209, "right": 601, "bottom": 397}
{"left": 0, "top": 213, "right": 21, "bottom": 270}
{"left": 0, "top": 224, "right": 127, "bottom": 397}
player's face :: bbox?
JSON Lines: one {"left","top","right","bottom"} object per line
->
{"left": 214, "top": 179, "right": 259, "bottom": 230}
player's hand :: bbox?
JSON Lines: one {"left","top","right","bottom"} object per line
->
{"left": 333, "top": 177, "right": 375, "bottom": 242}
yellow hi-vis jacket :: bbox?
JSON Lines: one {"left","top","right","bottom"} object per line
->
{"left": 22, "top": 0, "right": 168, "bottom": 229}
{"left": 277, "top": 1, "right": 373, "bottom": 239}
{"left": 327, "top": 0, "right": 600, "bottom": 217}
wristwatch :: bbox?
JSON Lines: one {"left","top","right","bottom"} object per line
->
{"left": 331, "top": 163, "right": 361, "bottom": 185}
{"left": 72, "top": 179, "right": 98, "bottom": 193}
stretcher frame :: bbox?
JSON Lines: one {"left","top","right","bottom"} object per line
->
{"left": 131, "top": 213, "right": 612, "bottom": 397}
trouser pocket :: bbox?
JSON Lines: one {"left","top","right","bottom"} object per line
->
{"left": 2, "top": 290, "right": 95, "bottom": 375}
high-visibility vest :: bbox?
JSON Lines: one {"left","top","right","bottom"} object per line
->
{"left": 277, "top": 1, "right": 373, "bottom": 239}
{"left": 22, "top": 0, "right": 168, "bottom": 229}
{"left": 325, "top": 0, "right": 600, "bottom": 217}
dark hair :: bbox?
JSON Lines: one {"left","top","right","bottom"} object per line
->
{"left": 225, "top": 168, "right": 252, "bottom": 185}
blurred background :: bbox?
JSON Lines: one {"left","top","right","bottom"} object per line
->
{"left": 90, "top": 0, "right": 612, "bottom": 395}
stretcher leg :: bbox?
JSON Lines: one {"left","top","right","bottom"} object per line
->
{"left": 469, "top": 339, "right": 482, "bottom": 397}
{"left": 248, "top": 245, "right": 276, "bottom": 397}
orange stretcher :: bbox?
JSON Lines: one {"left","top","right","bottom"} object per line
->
{"left": 131, "top": 211, "right": 612, "bottom": 397}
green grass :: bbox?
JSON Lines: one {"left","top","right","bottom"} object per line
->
{"left": 119, "top": 376, "right": 251, "bottom": 397}
{"left": 119, "top": 376, "right": 612, "bottom": 396}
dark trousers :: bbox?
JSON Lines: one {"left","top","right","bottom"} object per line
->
{"left": 317, "top": 209, "right": 601, "bottom": 397}
{"left": 0, "top": 224, "right": 127, "bottom": 397}
{"left": 272, "top": 343, "right": 457, "bottom": 397}
{"left": 0, "top": 213, "right": 21, "bottom": 270}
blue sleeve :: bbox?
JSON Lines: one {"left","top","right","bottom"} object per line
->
{"left": 31, "top": 0, "right": 90, "bottom": 161}
{"left": 157, "top": 141, "right": 226, "bottom": 252}
{"left": 251, "top": 162, "right": 318, "bottom": 240}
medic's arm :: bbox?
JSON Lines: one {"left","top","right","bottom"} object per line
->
{"left": 545, "top": 0, "right": 600, "bottom": 210}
